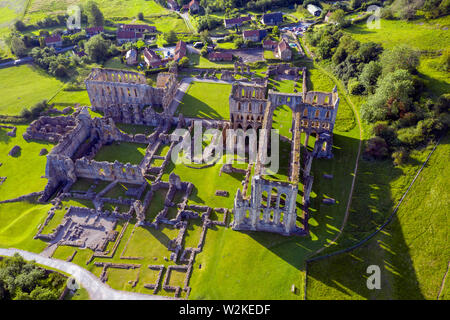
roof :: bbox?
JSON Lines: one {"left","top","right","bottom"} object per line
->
{"left": 86, "top": 26, "right": 104, "bottom": 35}
{"left": 262, "top": 12, "right": 283, "bottom": 23}
{"left": 263, "top": 39, "right": 278, "bottom": 46}
{"left": 278, "top": 39, "right": 290, "bottom": 52}
{"left": 174, "top": 40, "right": 187, "bottom": 60}
{"left": 208, "top": 52, "right": 233, "bottom": 60}
{"left": 143, "top": 48, "right": 160, "bottom": 61}
{"left": 189, "top": 0, "right": 199, "bottom": 7}
{"left": 117, "top": 30, "right": 136, "bottom": 39}
{"left": 45, "top": 34, "right": 62, "bottom": 44}
{"left": 224, "top": 16, "right": 252, "bottom": 26}
{"left": 167, "top": 0, "right": 178, "bottom": 6}
{"left": 126, "top": 49, "right": 137, "bottom": 59}
{"left": 156, "top": 73, "right": 173, "bottom": 87}
{"left": 243, "top": 29, "right": 260, "bottom": 38}
{"left": 121, "top": 24, "right": 156, "bottom": 32}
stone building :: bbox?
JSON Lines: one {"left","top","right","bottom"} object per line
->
{"left": 229, "top": 82, "right": 268, "bottom": 130}
{"left": 85, "top": 68, "right": 178, "bottom": 123}
{"left": 231, "top": 74, "right": 340, "bottom": 236}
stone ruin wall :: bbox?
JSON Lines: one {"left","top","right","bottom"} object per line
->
{"left": 85, "top": 69, "right": 178, "bottom": 122}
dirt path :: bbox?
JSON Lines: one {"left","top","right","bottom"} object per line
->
{"left": 0, "top": 248, "right": 170, "bottom": 300}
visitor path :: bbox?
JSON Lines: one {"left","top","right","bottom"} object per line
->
{"left": 0, "top": 248, "right": 170, "bottom": 300}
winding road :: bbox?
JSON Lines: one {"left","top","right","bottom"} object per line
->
{"left": 0, "top": 248, "right": 169, "bottom": 300}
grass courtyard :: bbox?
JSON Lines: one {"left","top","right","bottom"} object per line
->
{"left": 176, "top": 81, "right": 232, "bottom": 120}
{"left": 0, "top": 65, "right": 64, "bottom": 116}
{"left": 94, "top": 141, "right": 147, "bottom": 165}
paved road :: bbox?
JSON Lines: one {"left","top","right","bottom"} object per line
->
{"left": 0, "top": 248, "right": 169, "bottom": 300}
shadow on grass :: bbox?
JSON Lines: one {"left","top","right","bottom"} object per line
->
{"left": 232, "top": 132, "right": 425, "bottom": 299}
{"left": 176, "top": 93, "right": 223, "bottom": 120}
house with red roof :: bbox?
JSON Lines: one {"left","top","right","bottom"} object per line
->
{"left": 45, "top": 34, "right": 62, "bottom": 48}
{"left": 208, "top": 51, "right": 233, "bottom": 62}
{"left": 263, "top": 39, "right": 278, "bottom": 50}
{"left": 174, "top": 40, "right": 187, "bottom": 61}
{"left": 117, "top": 30, "right": 142, "bottom": 44}
{"left": 143, "top": 48, "right": 163, "bottom": 68}
{"left": 224, "top": 15, "right": 252, "bottom": 28}
{"left": 277, "top": 39, "right": 292, "bottom": 61}
{"left": 86, "top": 26, "right": 104, "bottom": 37}
{"left": 243, "top": 29, "right": 267, "bottom": 42}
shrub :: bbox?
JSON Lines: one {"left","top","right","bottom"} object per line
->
{"left": 364, "top": 136, "right": 389, "bottom": 160}
{"left": 392, "top": 148, "right": 409, "bottom": 166}
{"left": 348, "top": 78, "right": 365, "bottom": 95}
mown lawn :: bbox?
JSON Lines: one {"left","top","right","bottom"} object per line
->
{"left": 0, "top": 65, "right": 64, "bottom": 116}
{"left": 187, "top": 52, "right": 235, "bottom": 69}
{"left": 94, "top": 141, "right": 147, "bottom": 165}
{"left": 307, "top": 134, "right": 450, "bottom": 300}
{"left": 176, "top": 81, "right": 232, "bottom": 119}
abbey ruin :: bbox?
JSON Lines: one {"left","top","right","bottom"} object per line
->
{"left": 5, "top": 61, "right": 340, "bottom": 297}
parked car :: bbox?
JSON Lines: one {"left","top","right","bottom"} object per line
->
{"left": 193, "top": 42, "right": 204, "bottom": 48}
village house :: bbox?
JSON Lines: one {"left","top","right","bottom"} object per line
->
{"left": 224, "top": 15, "right": 252, "bottom": 28}
{"left": 143, "top": 48, "right": 163, "bottom": 68}
{"left": 277, "top": 39, "right": 292, "bottom": 61}
{"left": 307, "top": 4, "right": 322, "bottom": 17}
{"left": 263, "top": 39, "right": 278, "bottom": 50}
{"left": 45, "top": 34, "right": 63, "bottom": 48}
{"left": 183, "top": 0, "right": 199, "bottom": 13}
{"left": 261, "top": 12, "right": 283, "bottom": 25}
{"left": 174, "top": 40, "right": 187, "bottom": 62}
{"left": 117, "top": 30, "right": 142, "bottom": 44}
{"left": 208, "top": 52, "right": 233, "bottom": 62}
{"left": 243, "top": 29, "right": 267, "bottom": 42}
{"left": 119, "top": 24, "right": 156, "bottom": 33}
{"left": 125, "top": 49, "right": 138, "bottom": 65}
{"left": 86, "top": 26, "right": 104, "bottom": 37}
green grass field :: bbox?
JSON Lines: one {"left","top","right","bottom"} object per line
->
{"left": 0, "top": 65, "right": 64, "bottom": 116}
{"left": 94, "top": 141, "right": 147, "bottom": 165}
{"left": 0, "top": 124, "right": 54, "bottom": 201}
{"left": 345, "top": 16, "right": 450, "bottom": 51}
{"left": 176, "top": 81, "right": 232, "bottom": 119}
{"left": 306, "top": 134, "right": 450, "bottom": 300}
{"left": 25, "top": 0, "right": 169, "bottom": 24}
{"left": 187, "top": 52, "right": 235, "bottom": 69}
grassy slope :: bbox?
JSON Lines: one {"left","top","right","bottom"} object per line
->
{"left": 307, "top": 134, "right": 450, "bottom": 300}
{"left": 176, "top": 81, "right": 232, "bottom": 119}
{"left": 0, "top": 124, "right": 54, "bottom": 201}
{"left": 24, "top": 0, "right": 169, "bottom": 24}
{"left": 0, "top": 65, "right": 64, "bottom": 115}
{"left": 345, "top": 16, "right": 450, "bottom": 51}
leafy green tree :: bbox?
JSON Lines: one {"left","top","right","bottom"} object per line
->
{"left": 380, "top": 45, "right": 420, "bottom": 75}
{"left": 361, "top": 69, "right": 415, "bottom": 122}
{"left": 165, "top": 30, "right": 178, "bottom": 45}
{"left": 137, "top": 12, "right": 144, "bottom": 21}
{"left": 85, "top": 0, "right": 104, "bottom": 27}
{"left": 359, "top": 61, "right": 382, "bottom": 94}
{"left": 10, "top": 35, "right": 27, "bottom": 57}
{"left": 85, "top": 34, "right": 110, "bottom": 62}
{"left": 329, "top": 9, "right": 347, "bottom": 27}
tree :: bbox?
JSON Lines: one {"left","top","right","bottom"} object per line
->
{"left": 361, "top": 69, "right": 415, "bottom": 122}
{"left": 137, "top": 12, "right": 144, "bottom": 21}
{"left": 85, "top": 1, "right": 104, "bottom": 27}
{"left": 165, "top": 30, "right": 178, "bottom": 45}
{"left": 380, "top": 45, "right": 420, "bottom": 75}
{"left": 359, "top": 61, "right": 382, "bottom": 94}
{"left": 85, "top": 34, "right": 110, "bottom": 62}
{"left": 272, "top": 26, "right": 279, "bottom": 37}
{"left": 178, "top": 56, "right": 189, "bottom": 67}
{"left": 329, "top": 9, "right": 347, "bottom": 27}
{"left": 10, "top": 35, "right": 27, "bottom": 57}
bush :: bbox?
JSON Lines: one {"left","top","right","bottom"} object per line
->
{"left": 364, "top": 136, "right": 389, "bottom": 160}
{"left": 392, "top": 148, "right": 409, "bottom": 166}
{"left": 137, "top": 12, "right": 144, "bottom": 20}
{"left": 348, "top": 78, "right": 365, "bottom": 95}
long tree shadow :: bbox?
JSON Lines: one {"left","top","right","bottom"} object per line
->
{"left": 176, "top": 94, "right": 224, "bottom": 120}
{"left": 236, "top": 131, "right": 425, "bottom": 298}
